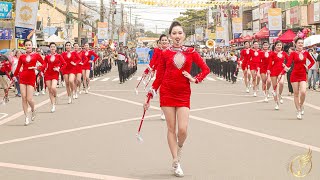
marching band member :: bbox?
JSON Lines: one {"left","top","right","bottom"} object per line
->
{"left": 260, "top": 41, "right": 272, "bottom": 102}
{"left": 284, "top": 38, "right": 315, "bottom": 119}
{"left": 44, "top": 42, "right": 66, "bottom": 112}
{"left": 61, "top": 42, "right": 81, "bottom": 103}
{"left": 240, "top": 41, "right": 252, "bottom": 93}
{"left": 144, "top": 21, "right": 210, "bottom": 177}
{"left": 83, "top": 43, "right": 99, "bottom": 91}
{"left": 74, "top": 43, "right": 88, "bottom": 98}
{"left": 268, "top": 41, "right": 289, "bottom": 110}
{"left": 13, "top": 39, "right": 45, "bottom": 126}
{"left": 249, "top": 41, "right": 261, "bottom": 97}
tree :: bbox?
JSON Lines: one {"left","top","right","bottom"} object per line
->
{"left": 144, "top": 30, "right": 160, "bottom": 38}
{"left": 174, "top": 9, "right": 208, "bottom": 37}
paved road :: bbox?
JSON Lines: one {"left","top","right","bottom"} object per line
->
{"left": 0, "top": 65, "right": 320, "bottom": 180}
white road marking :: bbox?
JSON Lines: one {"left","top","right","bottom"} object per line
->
{"left": 190, "top": 115, "right": 320, "bottom": 152}
{"left": 190, "top": 100, "right": 264, "bottom": 112}
{"left": 0, "top": 114, "right": 160, "bottom": 146}
{"left": 284, "top": 96, "right": 320, "bottom": 111}
{"left": 0, "top": 91, "right": 67, "bottom": 126}
{"left": 112, "top": 77, "right": 119, "bottom": 81}
{"left": 91, "top": 77, "right": 101, "bottom": 81}
{"left": 206, "top": 77, "right": 216, "bottom": 81}
{"left": 101, "top": 78, "right": 110, "bottom": 81}
{"left": 0, "top": 162, "right": 139, "bottom": 180}
{"left": 0, "top": 113, "right": 8, "bottom": 120}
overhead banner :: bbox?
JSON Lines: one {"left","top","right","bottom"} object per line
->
{"left": 232, "top": 17, "right": 242, "bottom": 39}
{"left": 97, "top": 22, "right": 108, "bottom": 40}
{"left": 15, "top": 0, "right": 39, "bottom": 39}
{"left": 219, "top": 5, "right": 229, "bottom": 46}
{"left": 0, "top": 2, "right": 12, "bottom": 19}
{"left": 215, "top": 26, "right": 225, "bottom": 45}
{"left": 268, "top": 8, "right": 282, "bottom": 42}
{"left": 195, "top": 27, "right": 204, "bottom": 41}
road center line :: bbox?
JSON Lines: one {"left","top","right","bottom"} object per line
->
{"left": 0, "top": 113, "right": 8, "bottom": 120}
{"left": 0, "top": 162, "right": 139, "bottom": 180}
{"left": 190, "top": 115, "right": 320, "bottom": 152}
{"left": 0, "top": 91, "right": 67, "bottom": 126}
{"left": 0, "top": 114, "right": 160, "bottom": 146}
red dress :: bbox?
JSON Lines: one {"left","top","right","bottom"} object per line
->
{"left": 144, "top": 48, "right": 164, "bottom": 74}
{"left": 240, "top": 48, "right": 251, "bottom": 70}
{"left": 268, "top": 51, "right": 289, "bottom": 77}
{"left": 260, "top": 50, "right": 271, "bottom": 74}
{"left": 61, "top": 51, "right": 81, "bottom": 75}
{"left": 75, "top": 51, "right": 88, "bottom": 74}
{"left": 44, "top": 54, "right": 66, "bottom": 81}
{"left": 152, "top": 46, "right": 210, "bottom": 108}
{"left": 14, "top": 53, "right": 44, "bottom": 87}
{"left": 286, "top": 51, "right": 315, "bottom": 82}
{"left": 249, "top": 49, "right": 261, "bottom": 71}
{"left": 0, "top": 55, "right": 11, "bottom": 76}
{"left": 82, "top": 50, "right": 99, "bottom": 70}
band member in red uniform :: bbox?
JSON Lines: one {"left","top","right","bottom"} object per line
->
{"left": 285, "top": 38, "right": 315, "bottom": 119}
{"left": 240, "top": 41, "right": 252, "bottom": 93}
{"left": 267, "top": 41, "right": 289, "bottom": 110}
{"left": 61, "top": 42, "right": 81, "bottom": 104}
{"left": 44, "top": 42, "right": 66, "bottom": 112}
{"left": 82, "top": 43, "right": 99, "bottom": 93}
{"left": 0, "top": 54, "right": 11, "bottom": 103}
{"left": 144, "top": 21, "right": 210, "bottom": 177}
{"left": 249, "top": 41, "right": 261, "bottom": 97}
{"left": 13, "top": 39, "right": 45, "bottom": 126}
{"left": 260, "top": 41, "right": 272, "bottom": 102}
{"left": 143, "top": 34, "right": 169, "bottom": 120}
{"left": 74, "top": 43, "right": 87, "bottom": 98}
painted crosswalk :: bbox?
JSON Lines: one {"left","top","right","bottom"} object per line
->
{"left": 90, "top": 76, "right": 219, "bottom": 82}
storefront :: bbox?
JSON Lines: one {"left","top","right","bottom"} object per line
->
{"left": 0, "top": 1, "right": 14, "bottom": 51}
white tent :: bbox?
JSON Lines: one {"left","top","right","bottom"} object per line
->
{"left": 45, "top": 34, "right": 65, "bottom": 44}
{"left": 304, "top": 35, "right": 320, "bottom": 47}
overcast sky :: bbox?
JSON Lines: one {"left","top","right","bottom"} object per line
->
{"left": 85, "top": 0, "right": 186, "bottom": 33}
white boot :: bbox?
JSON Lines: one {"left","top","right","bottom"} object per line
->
{"left": 297, "top": 111, "right": 302, "bottom": 120}
{"left": 274, "top": 103, "right": 279, "bottom": 110}
{"left": 68, "top": 96, "right": 72, "bottom": 104}
{"left": 172, "top": 161, "right": 184, "bottom": 177}
{"left": 51, "top": 105, "right": 56, "bottom": 113}
{"left": 24, "top": 117, "right": 30, "bottom": 126}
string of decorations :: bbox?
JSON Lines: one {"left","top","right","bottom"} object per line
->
{"left": 121, "top": 0, "right": 320, "bottom": 8}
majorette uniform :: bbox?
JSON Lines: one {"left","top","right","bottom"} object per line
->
{"left": 286, "top": 50, "right": 315, "bottom": 82}
{"left": 44, "top": 53, "right": 66, "bottom": 81}
{"left": 240, "top": 48, "right": 251, "bottom": 70}
{"left": 0, "top": 54, "right": 11, "bottom": 77}
{"left": 82, "top": 50, "right": 99, "bottom": 70}
{"left": 14, "top": 53, "right": 45, "bottom": 87}
{"left": 150, "top": 46, "right": 210, "bottom": 108}
{"left": 268, "top": 51, "right": 289, "bottom": 77}
{"left": 61, "top": 51, "right": 81, "bottom": 75}
{"left": 75, "top": 51, "right": 88, "bottom": 74}
{"left": 145, "top": 48, "right": 162, "bottom": 74}
{"left": 260, "top": 50, "right": 271, "bottom": 74}
{"left": 249, "top": 49, "right": 261, "bottom": 71}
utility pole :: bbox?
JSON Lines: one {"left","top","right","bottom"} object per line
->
{"left": 66, "top": 0, "right": 70, "bottom": 41}
{"left": 78, "top": 0, "right": 82, "bottom": 45}
{"left": 155, "top": 25, "right": 157, "bottom": 34}
{"left": 100, "top": 0, "right": 105, "bottom": 22}
{"left": 111, "top": 0, "right": 116, "bottom": 41}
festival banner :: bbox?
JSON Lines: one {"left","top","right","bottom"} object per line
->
{"left": 232, "top": 17, "right": 242, "bottom": 39}
{"left": 136, "top": 47, "right": 149, "bottom": 64}
{"left": 15, "top": 0, "right": 39, "bottom": 39}
{"left": 215, "top": 26, "right": 225, "bottom": 45}
{"left": 97, "top": 22, "right": 108, "bottom": 40}
{"left": 219, "top": 5, "right": 229, "bottom": 46}
{"left": 268, "top": 8, "right": 282, "bottom": 42}
{"left": 0, "top": 2, "right": 12, "bottom": 19}
{"left": 0, "top": 28, "right": 13, "bottom": 40}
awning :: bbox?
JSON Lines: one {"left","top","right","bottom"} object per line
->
{"left": 275, "top": 29, "right": 296, "bottom": 43}
{"left": 45, "top": 34, "right": 65, "bottom": 44}
{"left": 254, "top": 27, "right": 269, "bottom": 39}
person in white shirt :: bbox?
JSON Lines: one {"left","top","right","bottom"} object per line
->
{"left": 307, "top": 48, "right": 318, "bottom": 90}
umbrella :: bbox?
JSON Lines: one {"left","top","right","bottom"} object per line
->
{"left": 45, "top": 34, "right": 65, "bottom": 44}
{"left": 303, "top": 35, "right": 320, "bottom": 47}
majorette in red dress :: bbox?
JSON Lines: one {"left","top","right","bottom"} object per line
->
{"left": 0, "top": 55, "right": 11, "bottom": 77}
{"left": 44, "top": 53, "right": 66, "bottom": 81}
{"left": 75, "top": 51, "right": 88, "bottom": 74}
{"left": 82, "top": 50, "right": 99, "bottom": 70}
{"left": 286, "top": 50, "right": 315, "bottom": 82}
{"left": 14, "top": 53, "right": 44, "bottom": 87}
{"left": 61, "top": 51, "right": 81, "bottom": 75}
{"left": 240, "top": 48, "right": 251, "bottom": 70}
{"left": 268, "top": 51, "right": 289, "bottom": 77}
{"left": 260, "top": 50, "right": 271, "bottom": 74}
{"left": 249, "top": 49, "right": 261, "bottom": 71}
{"left": 144, "top": 47, "right": 165, "bottom": 74}
{"left": 151, "top": 46, "right": 210, "bottom": 108}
